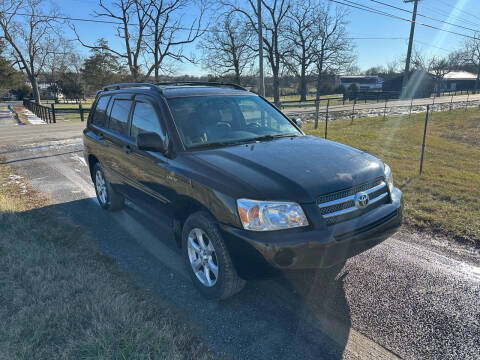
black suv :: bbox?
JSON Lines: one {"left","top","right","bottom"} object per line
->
{"left": 83, "top": 82, "right": 402, "bottom": 300}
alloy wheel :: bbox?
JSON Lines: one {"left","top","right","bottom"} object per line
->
{"left": 187, "top": 228, "right": 219, "bottom": 287}
{"left": 95, "top": 170, "right": 107, "bottom": 205}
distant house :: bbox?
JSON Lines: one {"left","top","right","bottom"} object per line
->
{"left": 340, "top": 75, "right": 384, "bottom": 91}
{"left": 440, "top": 71, "right": 477, "bottom": 91}
{"left": 26, "top": 82, "right": 64, "bottom": 99}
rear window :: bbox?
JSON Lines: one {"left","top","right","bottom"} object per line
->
{"left": 108, "top": 99, "right": 132, "bottom": 135}
{"left": 91, "top": 96, "right": 110, "bottom": 127}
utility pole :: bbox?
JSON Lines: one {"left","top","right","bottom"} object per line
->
{"left": 257, "top": 0, "right": 265, "bottom": 97}
{"left": 402, "top": 0, "right": 420, "bottom": 98}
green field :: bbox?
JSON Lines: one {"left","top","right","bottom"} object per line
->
{"left": 304, "top": 108, "right": 480, "bottom": 247}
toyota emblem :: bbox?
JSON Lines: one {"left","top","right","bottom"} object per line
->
{"left": 354, "top": 192, "right": 369, "bottom": 209}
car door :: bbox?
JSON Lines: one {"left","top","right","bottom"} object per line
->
{"left": 102, "top": 94, "right": 135, "bottom": 195}
{"left": 122, "top": 94, "right": 177, "bottom": 210}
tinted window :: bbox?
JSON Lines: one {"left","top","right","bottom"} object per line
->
{"left": 131, "top": 102, "right": 164, "bottom": 139}
{"left": 108, "top": 99, "right": 132, "bottom": 135}
{"left": 92, "top": 96, "right": 110, "bottom": 127}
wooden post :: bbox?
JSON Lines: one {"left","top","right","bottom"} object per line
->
{"left": 450, "top": 94, "right": 454, "bottom": 111}
{"left": 51, "top": 103, "right": 56, "bottom": 123}
{"left": 79, "top": 103, "right": 85, "bottom": 122}
{"left": 465, "top": 93, "right": 469, "bottom": 111}
{"left": 324, "top": 99, "right": 330, "bottom": 139}
{"left": 419, "top": 105, "right": 430, "bottom": 175}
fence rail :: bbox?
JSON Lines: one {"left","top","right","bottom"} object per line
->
{"left": 23, "top": 100, "right": 90, "bottom": 124}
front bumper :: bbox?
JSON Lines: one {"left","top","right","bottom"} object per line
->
{"left": 220, "top": 188, "right": 402, "bottom": 277}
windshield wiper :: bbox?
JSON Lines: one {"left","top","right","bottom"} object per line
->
{"left": 187, "top": 133, "right": 300, "bottom": 150}
{"left": 248, "top": 133, "right": 300, "bottom": 142}
{"left": 188, "top": 140, "right": 247, "bottom": 150}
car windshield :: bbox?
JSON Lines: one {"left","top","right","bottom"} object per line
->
{"left": 166, "top": 95, "right": 301, "bottom": 149}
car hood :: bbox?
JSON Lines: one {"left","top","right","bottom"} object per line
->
{"left": 184, "top": 135, "right": 385, "bottom": 203}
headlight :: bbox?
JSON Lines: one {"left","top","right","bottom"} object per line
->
{"left": 384, "top": 164, "right": 394, "bottom": 193}
{"left": 237, "top": 199, "right": 309, "bottom": 231}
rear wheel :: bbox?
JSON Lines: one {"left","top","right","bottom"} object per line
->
{"left": 182, "top": 211, "right": 245, "bottom": 300}
{"left": 93, "top": 163, "right": 124, "bottom": 211}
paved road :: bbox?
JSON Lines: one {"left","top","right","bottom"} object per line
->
{"left": 1, "top": 117, "right": 479, "bottom": 360}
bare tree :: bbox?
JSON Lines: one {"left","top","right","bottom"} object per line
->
{"left": 223, "top": 0, "right": 291, "bottom": 106}
{"left": 312, "top": 4, "right": 355, "bottom": 128}
{"left": 198, "top": 13, "right": 253, "bottom": 84}
{"left": 74, "top": 0, "right": 152, "bottom": 81}
{"left": 414, "top": 54, "right": 458, "bottom": 96}
{"left": 460, "top": 32, "right": 480, "bottom": 93}
{"left": 284, "top": 0, "right": 317, "bottom": 102}
{"left": 145, "top": 0, "right": 206, "bottom": 82}
{"left": 0, "top": 0, "right": 63, "bottom": 103}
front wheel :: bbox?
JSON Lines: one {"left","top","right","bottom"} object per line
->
{"left": 93, "top": 163, "right": 124, "bottom": 211}
{"left": 182, "top": 212, "right": 245, "bottom": 300}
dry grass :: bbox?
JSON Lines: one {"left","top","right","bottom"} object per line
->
{"left": 0, "top": 160, "right": 216, "bottom": 360}
{"left": 304, "top": 108, "right": 480, "bottom": 247}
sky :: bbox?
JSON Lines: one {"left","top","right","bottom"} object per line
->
{"left": 52, "top": 0, "right": 480, "bottom": 75}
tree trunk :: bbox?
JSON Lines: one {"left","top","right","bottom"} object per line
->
{"left": 273, "top": 68, "right": 280, "bottom": 106}
{"left": 30, "top": 75, "right": 41, "bottom": 104}
{"left": 314, "top": 54, "right": 324, "bottom": 129}
{"left": 299, "top": 59, "right": 307, "bottom": 102}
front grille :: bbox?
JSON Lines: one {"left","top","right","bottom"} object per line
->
{"left": 334, "top": 210, "right": 398, "bottom": 242}
{"left": 317, "top": 178, "right": 390, "bottom": 225}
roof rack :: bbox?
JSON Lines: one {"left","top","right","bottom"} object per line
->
{"left": 103, "top": 83, "right": 160, "bottom": 92}
{"left": 156, "top": 81, "right": 248, "bottom": 91}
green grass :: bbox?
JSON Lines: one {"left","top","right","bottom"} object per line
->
{"left": 0, "top": 161, "right": 216, "bottom": 359}
{"left": 304, "top": 108, "right": 480, "bottom": 247}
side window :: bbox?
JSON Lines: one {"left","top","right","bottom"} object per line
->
{"left": 130, "top": 101, "right": 164, "bottom": 139}
{"left": 108, "top": 99, "right": 133, "bottom": 135}
{"left": 91, "top": 96, "right": 110, "bottom": 127}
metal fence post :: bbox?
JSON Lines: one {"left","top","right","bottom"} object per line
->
{"left": 409, "top": 97, "right": 414, "bottom": 118}
{"left": 79, "top": 103, "right": 85, "bottom": 122}
{"left": 465, "top": 93, "right": 469, "bottom": 111}
{"left": 314, "top": 99, "right": 320, "bottom": 129}
{"left": 450, "top": 94, "right": 454, "bottom": 111}
{"left": 419, "top": 105, "right": 430, "bottom": 176}
{"left": 51, "top": 103, "right": 56, "bottom": 123}
{"left": 324, "top": 99, "right": 330, "bottom": 139}
{"left": 383, "top": 98, "right": 388, "bottom": 121}
{"left": 351, "top": 99, "right": 356, "bottom": 124}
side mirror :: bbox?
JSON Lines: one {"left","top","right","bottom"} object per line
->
{"left": 292, "top": 117, "right": 303, "bottom": 128}
{"left": 136, "top": 132, "right": 166, "bottom": 153}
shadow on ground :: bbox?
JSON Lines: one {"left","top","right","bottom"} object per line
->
{"left": 10, "top": 198, "right": 352, "bottom": 360}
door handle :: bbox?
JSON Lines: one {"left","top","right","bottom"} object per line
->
{"left": 124, "top": 144, "right": 132, "bottom": 154}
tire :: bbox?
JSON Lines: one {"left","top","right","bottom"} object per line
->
{"left": 182, "top": 211, "right": 245, "bottom": 300}
{"left": 93, "top": 162, "right": 124, "bottom": 211}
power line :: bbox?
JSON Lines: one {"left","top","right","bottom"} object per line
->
{"left": 436, "top": 0, "right": 480, "bottom": 24}
{"left": 419, "top": 5, "right": 480, "bottom": 30}
{"left": 368, "top": 0, "right": 479, "bottom": 34}
{"left": 327, "top": 0, "right": 478, "bottom": 40}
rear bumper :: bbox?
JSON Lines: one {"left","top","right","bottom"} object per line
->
{"left": 220, "top": 188, "right": 402, "bottom": 277}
